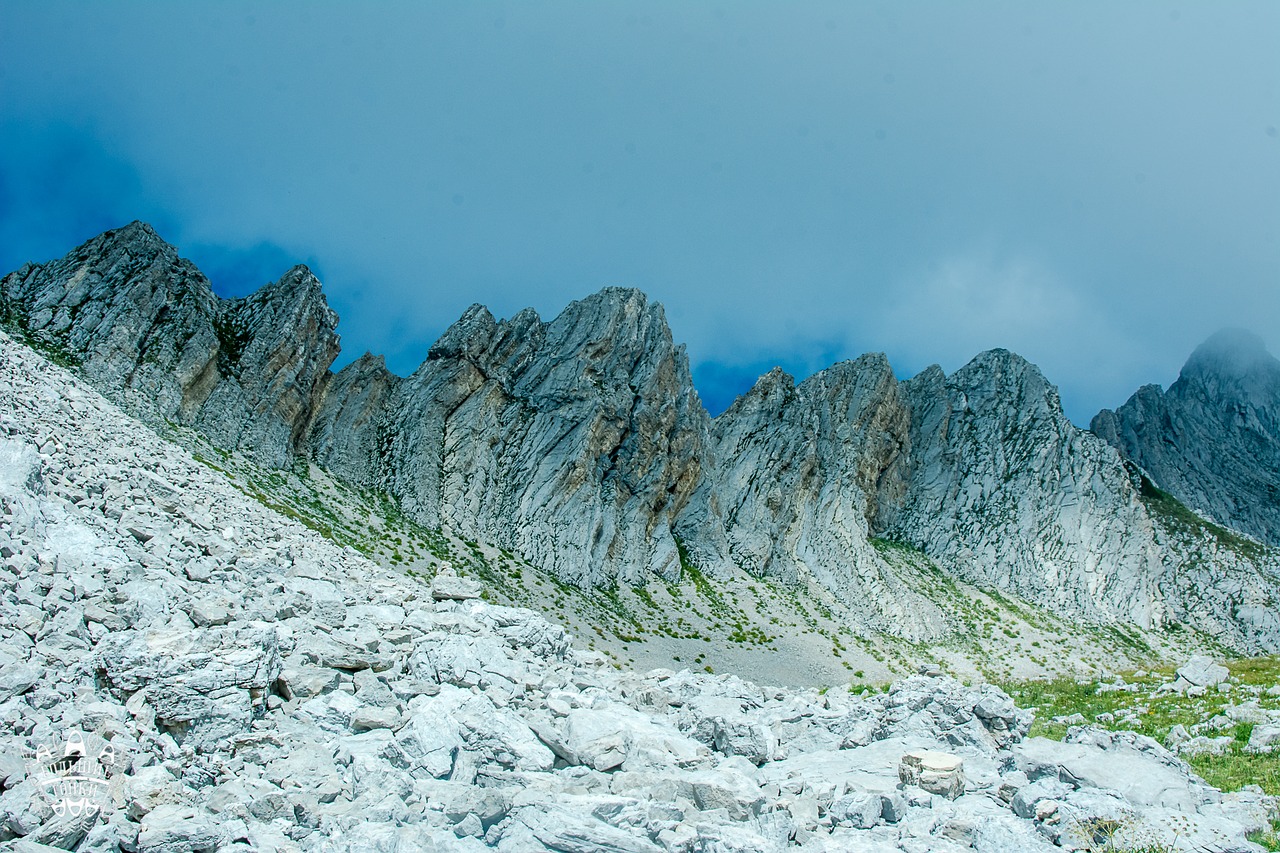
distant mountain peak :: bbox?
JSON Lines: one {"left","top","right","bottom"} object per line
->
{"left": 1181, "top": 327, "right": 1278, "bottom": 384}
{"left": 1093, "top": 327, "right": 1280, "bottom": 547}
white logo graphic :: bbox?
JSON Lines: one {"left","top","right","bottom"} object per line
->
{"left": 27, "top": 731, "right": 116, "bottom": 817}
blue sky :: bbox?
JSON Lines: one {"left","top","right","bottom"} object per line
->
{"left": 2, "top": 2, "right": 1277, "bottom": 421}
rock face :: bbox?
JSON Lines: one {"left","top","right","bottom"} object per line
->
{"left": 308, "top": 351, "right": 400, "bottom": 487}
{"left": 877, "top": 351, "right": 1168, "bottom": 628}
{"left": 0, "top": 222, "right": 340, "bottom": 468}
{"left": 690, "top": 357, "right": 947, "bottom": 641}
{"left": 0, "top": 331, "right": 1271, "bottom": 850}
{"left": 688, "top": 347, "right": 1280, "bottom": 649}
{"left": 1093, "top": 328, "right": 1280, "bottom": 546}
{"left": 311, "top": 290, "right": 712, "bottom": 586}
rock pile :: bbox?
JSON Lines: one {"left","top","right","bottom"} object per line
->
{"left": 0, "top": 331, "right": 1276, "bottom": 850}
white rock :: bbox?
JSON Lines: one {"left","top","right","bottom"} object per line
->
{"left": 899, "top": 749, "right": 965, "bottom": 800}
{"left": 1176, "top": 655, "right": 1229, "bottom": 688}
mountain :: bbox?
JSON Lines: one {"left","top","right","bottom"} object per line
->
{"left": 0, "top": 221, "right": 339, "bottom": 468}
{"left": 4, "top": 324, "right": 1270, "bottom": 853}
{"left": 1093, "top": 328, "right": 1280, "bottom": 547}
{"left": 879, "top": 350, "right": 1166, "bottom": 627}
{"left": 312, "top": 290, "right": 712, "bottom": 587}
{"left": 4, "top": 223, "right": 1279, "bottom": 653}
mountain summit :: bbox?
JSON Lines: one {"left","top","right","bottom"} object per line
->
{"left": 1093, "top": 328, "right": 1280, "bottom": 546}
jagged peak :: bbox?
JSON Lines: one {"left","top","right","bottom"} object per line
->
{"left": 224, "top": 265, "right": 337, "bottom": 337}
{"left": 716, "top": 366, "right": 796, "bottom": 420}
{"left": 952, "top": 347, "right": 1046, "bottom": 386}
{"left": 505, "top": 306, "right": 544, "bottom": 330}
{"left": 245, "top": 264, "right": 325, "bottom": 300}
{"left": 948, "top": 347, "right": 1065, "bottom": 417}
{"left": 576, "top": 285, "right": 651, "bottom": 309}
{"left": 908, "top": 364, "right": 947, "bottom": 385}
{"left": 280, "top": 262, "right": 320, "bottom": 282}
{"left": 806, "top": 352, "right": 893, "bottom": 384}
{"left": 111, "top": 220, "right": 163, "bottom": 241}
{"left": 964, "top": 346, "right": 1028, "bottom": 368}
{"left": 74, "top": 220, "right": 178, "bottom": 262}
{"left": 1181, "top": 328, "right": 1278, "bottom": 384}
{"left": 427, "top": 303, "right": 498, "bottom": 362}
{"left": 750, "top": 366, "right": 797, "bottom": 396}
{"left": 350, "top": 351, "right": 389, "bottom": 370}
{"left": 553, "top": 287, "right": 670, "bottom": 339}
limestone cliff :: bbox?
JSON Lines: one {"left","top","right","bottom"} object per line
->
{"left": 690, "top": 356, "right": 947, "bottom": 640}
{"left": 876, "top": 351, "right": 1167, "bottom": 626}
{"left": 0, "top": 222, "right": 339, "bottom": 467}
{"left": 6, "top": 223, "right": 1279, "bottom": 651}
{"left": 365, "top": 290, "right": 712, "bottom": 586}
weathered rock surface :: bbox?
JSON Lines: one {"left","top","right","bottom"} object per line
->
{"left": 689, "top": 358, "right": 946, "bottom": 641}
{"left": 1, "top": 329, "right": 1273, "bottom": 851}
{"left": 1093, "top": 328, "right": 1280, "bottom": 546}
{"left": 0, "top": 222, "right": 339, "bottom": 468}
{"left": 363, "top": 291, "right": 712, "bottom": 586}
{"left": 876, "top": 351, "right": 1169, "bottom": 626}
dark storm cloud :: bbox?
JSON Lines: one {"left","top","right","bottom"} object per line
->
{"left": 1, "top": 2, "right": 1276, "bottom": 421}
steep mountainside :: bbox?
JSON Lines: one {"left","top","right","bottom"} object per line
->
{"left": 878, "top": 351, "right": 1166, "bottom": 628}
{"left": 688, "top": 357, "right": 947, "bottom": 642}
{"left": 5, "top": 223, "right": 1279, "bottom": 653}
{"left": 0, "top": 222, "right": 339, "bottom": 468}
{"left": 1093, "top": 329, "right": 1280, "bottom": 547}
{"left": 309, "top": 291, "right": 713, "bottom": 587}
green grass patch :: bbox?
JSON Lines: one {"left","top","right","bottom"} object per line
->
{"left": 1003, "top": 655, "right": 1280, "bottom": 796}
{"left": 869, "top": 536, "right": 926, "bottom": 557}
{"left": 1190, "top": 751, "right": 1280, "bottom": 798}
{"left": 1248, "top": 818, "right": 1280, "bottom": 852}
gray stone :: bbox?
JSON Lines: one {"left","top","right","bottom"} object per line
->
{"left": 1176, "top": 655, "right": 1230, "bottom": 688}
{"left": 350, "top": 705, "right": 403, "bottom": 732}
{"left": 186, "top": 600, "right": 231, "bottom": 627}
{"left": 430, "top": 574, "right": 483, "bottom": 602}
{"left": 0, "top": 661, "right": 41, "bottom": 700}
{"left": 136, "top": 803, "right": 223, "bottom": 852}
{"left": 899, "top": 749, "right": 965, "bottom": 800}
{"left": 278, "top": 665, "right": 340, "bottom": 700}
{"left": 1248, "top": 724, "right": 1280, "bottom": 753}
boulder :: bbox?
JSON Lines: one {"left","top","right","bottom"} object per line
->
{"left": 1176, "top": 655, "right": 1229, "bottom": 688}
{"left": 136, "top": 804, "right": 224, "bottom": 852}
{"left": 899, "top": 749, "right": 965, "bottom": 800}
{"left": 431, "top": 574, "right": 482, "bottom": 602}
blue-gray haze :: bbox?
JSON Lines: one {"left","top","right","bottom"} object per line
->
{"left": 1, "top": 2, "right": 1277, "bottom": 422}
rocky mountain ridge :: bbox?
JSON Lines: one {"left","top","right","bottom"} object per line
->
{"left": 0, "top": 222, "right": 338, "bottom": 469}
{"left": 4, "top": 223, "right": 1279, "bottom": 653}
